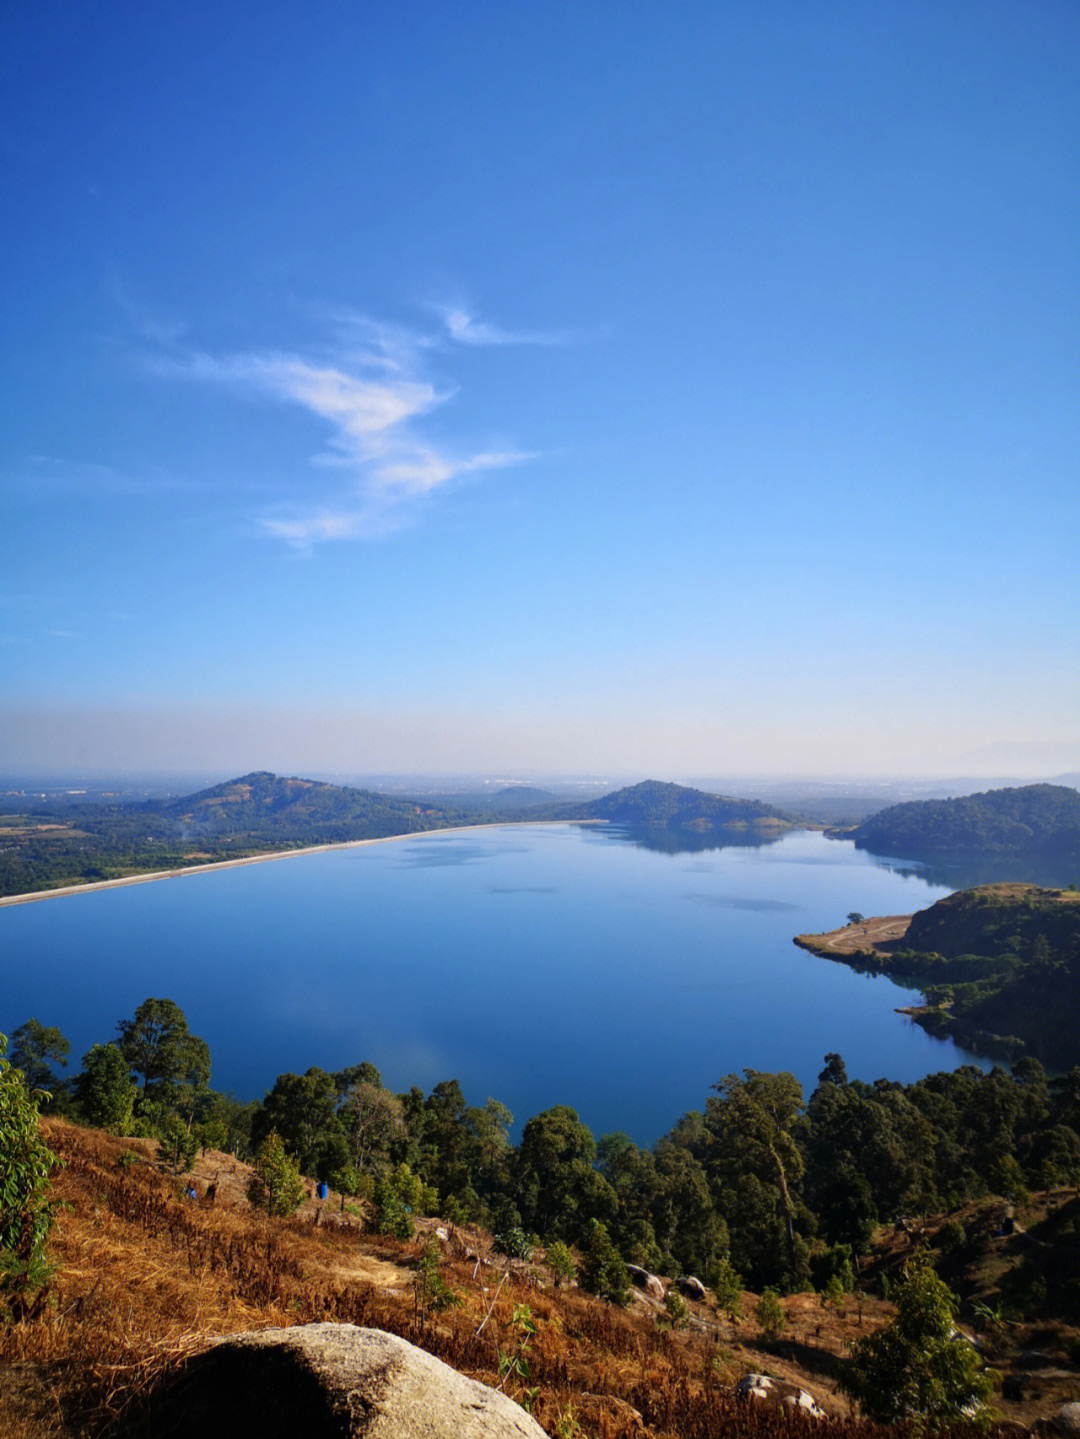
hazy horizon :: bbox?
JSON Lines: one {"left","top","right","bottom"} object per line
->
{"left": 4, "top": 3, "right": 1077, "bottom": 779}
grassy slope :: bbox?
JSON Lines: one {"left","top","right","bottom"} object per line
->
{"left": 4, "top": 1121, "right": 1079, "bottom": 1439}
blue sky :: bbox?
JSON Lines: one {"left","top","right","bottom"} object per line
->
{"left": 3, "top": 0, "right": 1078, "bottom": 781}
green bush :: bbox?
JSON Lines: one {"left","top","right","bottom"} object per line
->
{"left": 156, "top": 1114, "right": 198, "bottom": 1173}
{"left": 373, "top": 1179, "right": 414, "bottom": 1239}
{"left": 545, "top": 1239, "right": 577, "bottom": 1285}
{"left": 0, "top": 1033, "right": 60, "bottom": 1319}
{"left": 939, "top": 1219, "right": 967, "bottom": 1252}
{"left": 247, "top": 1130, "right": 305, "bottom": 1216}
{"left": 493, "top": 1225, "right": 534, "bottom": 1260}
{"left": 756, "top": 1287, "right": 786, "bottom": 1341}
{"left": 712, "top": 1255, "right": 743, "bottom": 1320}
{"left": 579, "top": 1220, "right": 630, "bottom": 1305}
{"left": 661, "top": 1288, "right": 689, "bottom": 1329}
{"left": 840, "top": 1250, "right": 991, "bottom": 1424}
{"left": 413, "top": 1240, "right": 459, "bottom": 1325}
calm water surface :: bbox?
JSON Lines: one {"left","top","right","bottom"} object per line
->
{"left": 3, "top": 825, "right": 986, "bottom": 1143}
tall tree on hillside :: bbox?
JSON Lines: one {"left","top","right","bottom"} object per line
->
{"left": 338, "top": 1079, "right": 405, "bottom": 1175}
{"left": 74, "top": 1044, "right": 136, "bottom": 1131}
{"left": 252, "top": 1067, "right": 341, "bottom": 1176}
{"left": 116, "top": 998, "right": 210, "bottom": 1096}
{"left": 0, "top": 1033, "right": 59, "bottom": 1319}
{"left": 705, "top": 1070, "right": 808, "bottom": 1289}
{"left": 9, "top": 1019, "right": 70, "bottom": 1100}
{"left": 515, "top": 1105, "right": 617, "bottom": 1242}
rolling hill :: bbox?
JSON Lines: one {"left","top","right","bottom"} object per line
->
{"left": 849, "top": 784, "right": 1080, "bottom": 871}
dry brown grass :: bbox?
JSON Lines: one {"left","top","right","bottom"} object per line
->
{"left": 0, "top": 1121, "right": 1015, "bottom": 1439}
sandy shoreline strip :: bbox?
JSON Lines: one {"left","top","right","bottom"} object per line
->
{"left": 0, "top": 820, "right": 603, "bottom": 909}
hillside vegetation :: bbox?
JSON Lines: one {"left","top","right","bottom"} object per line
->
{"left": 4, "top": 1119, "right": 1079, "bottom": 1439}
{"left": 849, "top": 785, "right": 1080, "bottom": 872}
{"left": 796, "top": 884, "right": 1080, "bottom": 1069}
{"left": 4, "top": 990, "right": 1080, "bottom": 1435}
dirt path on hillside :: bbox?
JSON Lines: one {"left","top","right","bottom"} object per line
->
{"left": 795, "top": 913, "right": 912, "bottom": 956}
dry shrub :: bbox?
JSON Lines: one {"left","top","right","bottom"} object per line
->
{"left": 1, "top": 1121, "right": 980, "bottom": 1439}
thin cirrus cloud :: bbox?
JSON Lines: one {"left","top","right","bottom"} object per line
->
{"left": 158, "top": 308, "right": 553, "bottom": 549}
{"left": 434, "top": 305, "right": 588, "bottom": 347}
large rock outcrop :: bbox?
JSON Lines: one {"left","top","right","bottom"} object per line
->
{"left": 126, "top": 1324, "right": 546, "bottom": 1439}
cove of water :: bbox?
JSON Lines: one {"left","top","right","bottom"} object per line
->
{"left": 2, "top": 825, "right": 987, "bottom": 1144}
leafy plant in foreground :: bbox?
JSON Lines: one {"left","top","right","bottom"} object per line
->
{"left": 0, "top": 1033, "right": 60, "bottom": 1319}
{"left": 840, "top": 1249, "right": 991, "bottom": 1424}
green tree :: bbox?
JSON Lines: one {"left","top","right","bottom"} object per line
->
{"left": 75, "top": 1043, "right": 136, "bottom": 1130}
{"left": 338, "top": 1079, "right": 405, "bottom": 1175}
{"left": 516, "top": 1105, "right": 616, "bottom": 1242}
{"left": 247, "top": 1130, "right": 305, "bottom": 1216}
{"left": 157, "top": 1112, "right": 198, "bottom": 1173}
{"left": 756, "top": 1286, "right": 786, "bottom": 1340}
{"left": 840, "top": 1250, "right": 991, "bottom": 1424}
{"left": 818, "top": 1052, "right": 848, "bottom": 1086}
{"left": 579, "top": 1219, "right": 631, "bottom": 1305}
{"left": 713, "top": 1255, "right": 743, "bottom": 1320}
{"left": 116, "top": 998, "right": 210, "bottom": 1097}
{"left": 0, "top": 1033, "right": 59, "bottom": 1319}
{"left": 412, "top": 1239, "right": 459, "bottom": 1328}
{"left": 705, "top": 1070, "right": 807, "bottom": 1288}
{"left": 9, "top": 1019, "right": 70, "bottom": 1099}
{"left": 252, "top": 1067, "right": 341, "bottom": 1175}
{"left": 545, "top": 1239, "right": 577, "bottom": 1286}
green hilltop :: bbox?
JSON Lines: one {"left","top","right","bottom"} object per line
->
{"left": 798, "top": 882, "right": 1080, "bottom": 1070}
{"left": 850, "top": 784, "right": 1080, "bottom": 869}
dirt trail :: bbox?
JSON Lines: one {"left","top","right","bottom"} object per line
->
{"left": 794, "top": 913, "right": 912, "bottom": 956}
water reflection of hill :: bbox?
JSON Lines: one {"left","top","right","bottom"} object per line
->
{"left": 587, "top": 821, "right": 788, "bottom": 857}
{"left": 859, "top": 848, "right": 1080, "bottom": 891}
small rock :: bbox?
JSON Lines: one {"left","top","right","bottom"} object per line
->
{"left": 736, "top": 1372, "right": 825, "bottom": 1419}
{"left": 1045, "top": 1403, "right": 1080, "bottom": 1438}
{"left": 677, "top": 1275, "right": 707, "bottom": 1301}
{"left": 626, "top": 1263, "right": 665, "bottom": 1300}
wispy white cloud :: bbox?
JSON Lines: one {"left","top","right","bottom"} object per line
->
{"left": 435, "top": 305, "right": 585, "bottom": 347}
{"left": 156, "top": 307, "right": 546, "bottom": 548}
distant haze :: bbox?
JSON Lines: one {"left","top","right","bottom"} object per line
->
{"left": 3, "top": 703, "right": 1080, "bottom": 786}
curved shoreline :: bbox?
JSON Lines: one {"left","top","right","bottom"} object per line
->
{"left": 0, "top": 820, "right": 605, "bottom": 908}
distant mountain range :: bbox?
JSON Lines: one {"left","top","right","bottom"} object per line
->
{"left": 848, "top": 784, "right": 1080, "bottom": 871}
{"left": 0, "top": 774, "right": 795, "bottom": 897}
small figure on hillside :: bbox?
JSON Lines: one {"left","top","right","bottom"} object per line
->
{"left": 185, "top": 1181, "right": 197, "bottom": 1200}
{"left": 205, "top": 1178, "right": 218, "bottom": 1206}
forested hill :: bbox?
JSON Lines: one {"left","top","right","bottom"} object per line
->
{"left": 149, "top": 771, "right": 453, "bottom": 840}
{"left": 850, "top": 784, "right": 1080, "bottom": 867}
{"left": 538, "top": 780, "right": 794, "bottom": 834}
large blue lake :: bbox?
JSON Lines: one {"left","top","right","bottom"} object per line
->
{"left": 2, "top": 824, "right": 987, "bottom": 1144}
